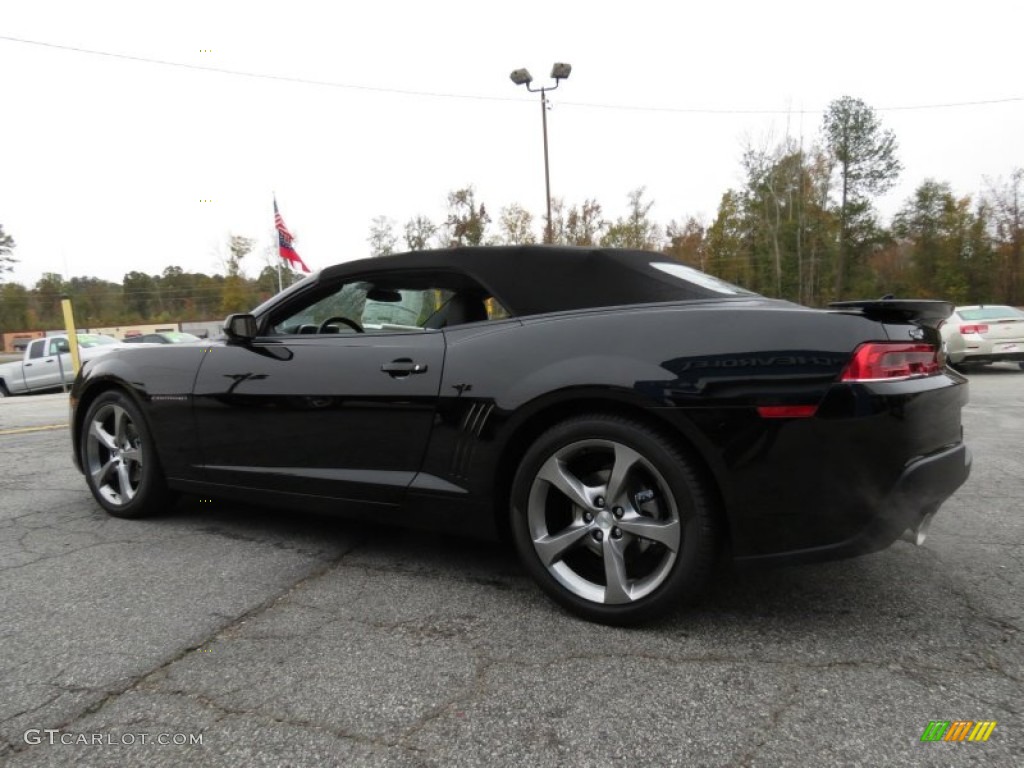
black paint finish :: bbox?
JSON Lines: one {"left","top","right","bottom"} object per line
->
{"left": 70, "top": 247, "right": 970, "bottom": 565}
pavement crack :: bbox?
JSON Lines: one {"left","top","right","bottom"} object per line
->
{"left": 397, "top": 653, "right": 496, "bottom": 747}
{"left": 732, "top": 679, "right": 801, "bottom": 768}
{"left": 7, "top": 535, "right": 367, "bottom": 753}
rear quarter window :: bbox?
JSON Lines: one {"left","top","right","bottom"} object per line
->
{"left": 958, "top": 306, "right": 1023, "bottom": 321}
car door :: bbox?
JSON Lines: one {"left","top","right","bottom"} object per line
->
{"left": 21, "top": 339, "right": 64, "bottom": 391}
{"left": 192, "top": 280, "right": 448, "bottom": 506}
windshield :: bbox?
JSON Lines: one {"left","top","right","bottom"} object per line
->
{"left": 958, "top": 306, "right": 1024, "bottom": 321}
{"left": 76, "top": 334, "right": 119, "bottom": 348}
{"left": 161, "top": 332, "right": 201, "bottom": 343}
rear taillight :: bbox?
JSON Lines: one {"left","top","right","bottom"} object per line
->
{"left": 840, "top": 343, "right": 941, "bottom": 381}
{"left": 959, "top": 324, "right": 989, "bottom": 334}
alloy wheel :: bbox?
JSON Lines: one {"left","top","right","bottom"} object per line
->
{"left": 84, "top": 403, "right": 145, "bottom": 507}
{"left": 526, "top": 438, "right": 681, "bottom": 605}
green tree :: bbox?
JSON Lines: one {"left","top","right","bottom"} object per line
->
{"left": 704, "top": 191, "right": 751, "bottom": 288}
{"left": 892, "top": 181, "right": 994, "bottom": 303}
{"left": 67, "top": 276, "right": 121, "bottom": 328}
{"left": 0, "top": 282, "right": 30, "bottom": 333}
{"left": 404, "top": 215, "right": 438, "bottom": 251}
{"left": 602, "top": 187, "right": 660, "bottom": 249}
{"left": 33, "top": 273, "right": 66, "bottom": 328}
{"left": 821, "top": 96, "right": 902, "bottom": 298}
{"left": 368, "top": 216, "right": 398, "bottom": 256}
{"left": 255, "top": 266, "right": 280, "bottom": 300}
{"left": 122, "top": 271, "right": 158, "bottom": 320}
{"left": 159, "top": 266, "right": 190, "bottom": 317}
{"left": 0, "top": 223, "right": 16, "bottom": 282}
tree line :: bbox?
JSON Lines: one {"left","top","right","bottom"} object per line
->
{"left": 368, "top": 97, "right": 1022, "bottom": 308}
{"left": 1, "top": 96, "right": 1021, "bottom": 334}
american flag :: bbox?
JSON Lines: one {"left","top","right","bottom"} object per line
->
{"left": 274, "top": 198, "right": 311, "bottom": 273}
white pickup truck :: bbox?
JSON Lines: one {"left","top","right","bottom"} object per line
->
{"left": 0, "top": 334, "right": 128, "bottom": 396}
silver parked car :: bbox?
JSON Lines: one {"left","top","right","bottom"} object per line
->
{"left": 941, "top": 305, "right": 1024, "bottom": 369}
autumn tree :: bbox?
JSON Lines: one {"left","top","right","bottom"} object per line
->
{"left": 497, "top": 203, "right": 536, "bottom": 245}
{"left": 821, "top": 96, "right": 902, "bottom": 298}
{"left": 984, "top": 169, "right": 1023, "bottom": 304}
{"left": 443, "top": 187, "right": 490, "bottom": 247}
{"left": 565, "top": 199, "right": 605, "bottom": 246}
{"left": 664, "top": 217, "right": 706, "bottom": 269}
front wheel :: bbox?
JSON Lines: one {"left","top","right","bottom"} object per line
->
{"left": 510, "top": 414, "right": 718, "bottom": 625}
{"left": 81, "top": 390, "right": 168, "bottom": 518}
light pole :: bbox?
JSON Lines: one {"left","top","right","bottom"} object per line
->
{"left": 510, "top": 63, "right": 571, "bottom": 244}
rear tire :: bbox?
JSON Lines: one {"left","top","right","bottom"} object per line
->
{"left": 0, "top": 380, "right": 9, "bottom": 397}
{"left": 510, "top": 414, "right": 718, "bottom": 625}
{"left": 81, "top": 390, "right": 168, "bottom": 519}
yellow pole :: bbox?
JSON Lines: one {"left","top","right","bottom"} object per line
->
{"left": 60, "top": 296, "right": 81, "bottom": 373}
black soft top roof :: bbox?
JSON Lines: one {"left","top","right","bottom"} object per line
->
{"left": 321, "top": 246, "right": 755, "bottom": 316}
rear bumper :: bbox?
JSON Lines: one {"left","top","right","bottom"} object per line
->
{"left": 951, "top": 351, "right": 1024, "bottom": 364}
{"left": 735, "top": 442, "right": 972, "bottom": 568}
{"left": 949, "top": 336, "right": 1024, "bottom": 363}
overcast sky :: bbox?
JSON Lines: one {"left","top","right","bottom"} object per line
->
{"left": 2, "top": 0, "right": 1021, "bottom": 288}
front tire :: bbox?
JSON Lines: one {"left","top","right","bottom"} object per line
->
{"left": 81, "top": 390, "right": 167, "bottom": 518}
{"left": 510, "top": 414, "right": 718, "bottom": 625}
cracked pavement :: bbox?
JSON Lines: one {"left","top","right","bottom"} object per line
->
{"left": 0, "top": 370, "right": 1020, "bottom": 766}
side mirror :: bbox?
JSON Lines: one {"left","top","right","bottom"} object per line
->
{"left": 223, "top": 314, "right": 257, "bottom": 342}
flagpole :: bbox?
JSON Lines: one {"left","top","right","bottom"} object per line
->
{"left": 273, "top": 192, "right": 283, "bottom": 293}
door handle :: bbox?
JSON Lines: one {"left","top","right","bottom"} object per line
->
{"left": 381, "top": 360, "right": 428, "bottom": 376}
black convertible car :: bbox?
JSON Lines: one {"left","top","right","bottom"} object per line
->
{"left": 70, "top": 246, "right": 971, "bottom": 624}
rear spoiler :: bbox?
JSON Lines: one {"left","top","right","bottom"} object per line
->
{"left": 828, "top": 299, "right": 954, "bottom": 329}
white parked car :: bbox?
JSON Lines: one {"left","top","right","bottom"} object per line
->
{"left": 0, "top": 334, "right": 129, "bottom": 396}
{"left": 941, "top": 305, "right": 1024, "bottom": 369}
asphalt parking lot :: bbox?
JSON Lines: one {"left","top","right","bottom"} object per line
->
{"left": 1, "top": 368, "right": 1021, "bottom": 767}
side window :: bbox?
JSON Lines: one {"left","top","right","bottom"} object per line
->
{"left": 49, "top": 339, "right": 70, "bottom": 355}
{"left": 266, "top": 273, "right": 509, "bottom": 336}
{"left": 269, "top": 282, "right": 371, "bottom": 335}
{"left": 28, "top": 340, "right": 46, "bottom": 359}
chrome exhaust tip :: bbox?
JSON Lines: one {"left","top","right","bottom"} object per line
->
{"left": 901, "top": 510, "right": 936, "bottom": 547}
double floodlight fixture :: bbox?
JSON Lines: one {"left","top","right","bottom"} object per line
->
{"left": 508, "top": 62, "right": 573, "bottom": 243}
{"left": 509, "top": 62, "right": 571, "bottom": 91}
